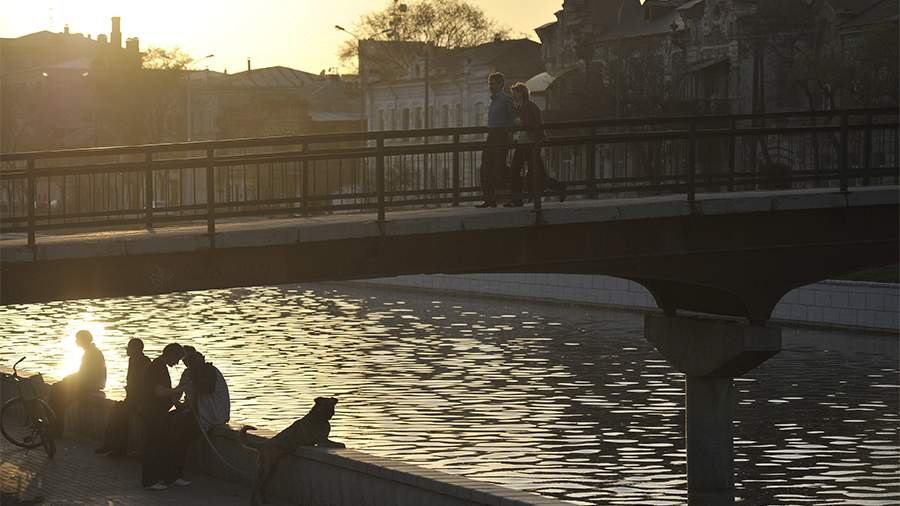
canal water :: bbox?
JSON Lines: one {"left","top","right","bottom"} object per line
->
{"left": 1, "top": 283, "right": 897, "bottom": 505}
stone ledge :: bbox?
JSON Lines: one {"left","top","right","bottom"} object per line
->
{"left": 1, "top": 366, "right": 571, "bottom": 506}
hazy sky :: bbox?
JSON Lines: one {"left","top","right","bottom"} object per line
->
{"left": 3, "top": 0, "right": 561, "bottom": 74}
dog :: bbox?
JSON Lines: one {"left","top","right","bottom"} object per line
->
{"left": 240, "top": 397, "right": 345, "bottom": 505}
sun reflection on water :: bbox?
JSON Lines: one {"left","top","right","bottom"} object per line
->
{"left": 0, "top": 285, "right": 897, "bottom": 505}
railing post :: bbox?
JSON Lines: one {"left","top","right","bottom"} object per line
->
{"left": 728, "top": 118, "right": 736, "bottom": 192}
{"left": 26, "top": 158, "right": 35, "bottom": 249}
{"left": 452, "top": 133, "right": 461, "bottom": 206}
{"left": 144, "top": 152, "right": 154, "bottom": 230}
{"left": 863, "top": 113, "right": 872, "bottom": 186}
{"left": 588, "top": 128, "right": 598, "bottom": 198}
{"left": 301, "top": 143, "right": 309, "bottom": 215}
{"left": 206, "top": 148, "right": 216, "bottom": 248}
{"left": 840, "top": 112, "right": 849, "bottom": 193}
{"left": 687, "top": 120, "right": 696, "bottom": 203}
{"left": 376, "top": 134, "right": 386, "bottom": 223}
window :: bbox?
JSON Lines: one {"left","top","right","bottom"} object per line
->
{"left": 402, "top": 108, "right": 410, "bottom": 130}
{"left": 441, "top": 104, "right": 450, "bottom": 128}
{"left": 377, "top": 109, "right": 385, "bottom": 131}
{"left": 455, "top": 103, "right": 462, "bottom": 126}
{"left": 474, "top": 102, "right": 485, "bottom": 126}
{"left": 414, "top": 107, "right": 423, "bottom": 129}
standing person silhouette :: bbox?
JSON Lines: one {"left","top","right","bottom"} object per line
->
{"left": 506, "top": 82, "right": 566, "bottom": 207}
{"left": 476, "top": 72, "right": 516, "bottom": 208}
{"left": 141, "top": 343, "right": 192, "bottom": 491}
{"left": 48, "top": 330, "right": 106, "bottom": 437}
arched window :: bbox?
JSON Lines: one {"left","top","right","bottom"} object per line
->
{"left": 474, "top": 102, "right": 485, "bottom": 126}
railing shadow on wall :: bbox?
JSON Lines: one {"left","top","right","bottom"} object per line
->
{"left": 1, "top": 108, "right": 897, "bottom": 248}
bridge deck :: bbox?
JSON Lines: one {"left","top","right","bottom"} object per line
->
{"left": 1, "top": 186, "right": 895, "bottom": 264}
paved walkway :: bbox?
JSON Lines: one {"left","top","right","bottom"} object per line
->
{"left": 0, "top": 435, "right": 285, "bottom": 505}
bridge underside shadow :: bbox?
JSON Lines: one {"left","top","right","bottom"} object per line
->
{"left": 2, "top": 204, "right": 897, "bottom": 316}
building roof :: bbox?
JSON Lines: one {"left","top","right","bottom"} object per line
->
{"left": 219, "top": 66, "right": 320, "bottom": 90}
{"left": 839, "top": 0, "right": 899, "bottom": 29}
{"left": 309, "top": 78, "right": 359, "bottom": 114}
{"left": 594, "top": 5, "right": 684, "bottom": 42}
{"left": 824, "top": 0, "right": 885, "bottom": 15}
{"left": 367, "top": 38, "right": 543, "bottom": 84}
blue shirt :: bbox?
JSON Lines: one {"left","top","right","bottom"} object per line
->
{"left": 488, "top": 90, "right": 516, "bottom": 128}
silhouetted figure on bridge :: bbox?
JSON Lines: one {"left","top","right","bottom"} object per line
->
{"left": 95, "top": 338, "right": 150, "bottom": 456}
{"left": 49, "top": 330, "right": 106, "bottom": 437}
{"left": 506, "top": 82, "right": 565, "bottom": 207}
{"left": 476, "top": 72, "right": 516, "bottom": 208}
{"left": 141, "top": 343, "right": 196, "bottom": 490}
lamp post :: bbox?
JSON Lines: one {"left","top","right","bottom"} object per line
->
{"left": 335, "top": 26, "right": 394, "bottom": 132}
{"left": 187, "top": 53, "right": 215, "bottom": 141}
{"left": 335, "top": 25, "right": 369, "bottom": 133}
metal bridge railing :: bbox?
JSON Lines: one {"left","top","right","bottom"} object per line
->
{"left": 1, "top": 108, "right": 897, "bottom": 249}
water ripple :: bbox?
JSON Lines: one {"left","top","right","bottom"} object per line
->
{"left": 0, "top": 283, "right": 897, "bottom": 505}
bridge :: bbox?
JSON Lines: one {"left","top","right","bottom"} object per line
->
{"left": 2, "top": 108, "right": 898, "bottom": 504}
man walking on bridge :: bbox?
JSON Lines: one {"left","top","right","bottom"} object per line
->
{"left": 476, "top": 72, "right": 516, "bottom": 208}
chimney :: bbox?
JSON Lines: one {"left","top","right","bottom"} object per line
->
{"left": 64, "top": 24, "right": 69, "bottom": 35}
{"left": 126, "top": 37, "right": 140, "bottom": 53}
{"left": 111, "top": 16, "right": 122, "bottom": 48}
{"left": 98, "top": 34, "right": 108, "bottom": 44}
{"left": 247, "top": 58, "right": 251, "bottom": 71}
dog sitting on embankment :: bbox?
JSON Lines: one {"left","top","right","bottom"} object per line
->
{"left": 239, "top": 396, "right": 345, "bottom": 505}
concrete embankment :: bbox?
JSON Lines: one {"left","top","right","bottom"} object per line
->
{"left": 356, "top": 274, "right": 899, "bottom": 333}
{"left": 0, "top": 370, "right": 567, "bottom": 506}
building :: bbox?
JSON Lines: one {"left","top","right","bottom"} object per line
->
{"left": 364, "top": 39, "right": 544, "bottom": 135}
{"left": 533, "top": 0, "right": 896, "bottom": 120}
{"left": 0, "top": 18, "right": 141, "bottom": 152}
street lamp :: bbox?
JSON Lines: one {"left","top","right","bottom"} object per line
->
{"left": 187, "top": 53, "right": 215, "bottom": 141}
{"left": 335, "top": 25, "right": 394, "bottom": 132}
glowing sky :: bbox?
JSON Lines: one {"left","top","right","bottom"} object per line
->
{"left": 2, "top": 0, "right": 561, "bottom": 74}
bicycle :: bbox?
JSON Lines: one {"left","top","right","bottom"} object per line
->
{"left": 1, "top": 357, "right": 56, "bottom": 458}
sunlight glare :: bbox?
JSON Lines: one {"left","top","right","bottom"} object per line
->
{"left": 54, "top": 316, "right": 107, "bottom": 378}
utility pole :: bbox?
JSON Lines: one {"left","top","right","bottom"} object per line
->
{"left": 187, "top": 54, "right": 215, "bottom": 141}
{"left": 423, "top": 43, "right": 431, "bottom": 188}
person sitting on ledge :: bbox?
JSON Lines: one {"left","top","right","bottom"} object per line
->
{"left": 178, "top": 346, "right": 230, "bottom": 433}
{"left": 95, "top": 338, "right": 150, "bottom": 456}
{"left": 48, "top": 329, "right": 106, "bottom": 437}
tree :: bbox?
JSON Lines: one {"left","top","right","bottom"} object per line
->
{"left": 142, "top": 46, "right": 194, "bottom": 70}
{"left": 338, "top": 0, "right": 510, "bottom": 70}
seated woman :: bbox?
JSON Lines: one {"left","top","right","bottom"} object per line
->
{"left": 49, "top": 330, "right": 106, "bottom": 437}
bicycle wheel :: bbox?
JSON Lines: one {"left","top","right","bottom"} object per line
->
{"left": 1, "top": 397, "right": 42, "bottom": 449}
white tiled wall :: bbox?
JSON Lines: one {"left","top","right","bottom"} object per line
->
{"left": 360, "top": 274, "right": 899, "bottom": 332}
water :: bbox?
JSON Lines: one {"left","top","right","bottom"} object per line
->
{"left": 1, "top": 283, "right": 897, "bottom": 505}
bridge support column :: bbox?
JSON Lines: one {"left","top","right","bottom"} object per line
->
{"left": 644, "top": 315, "right": 781, "bottom": 505}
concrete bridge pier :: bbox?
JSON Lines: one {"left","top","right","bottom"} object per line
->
{"left": 644, "top": 314, "right": 782, "bottom": 505}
